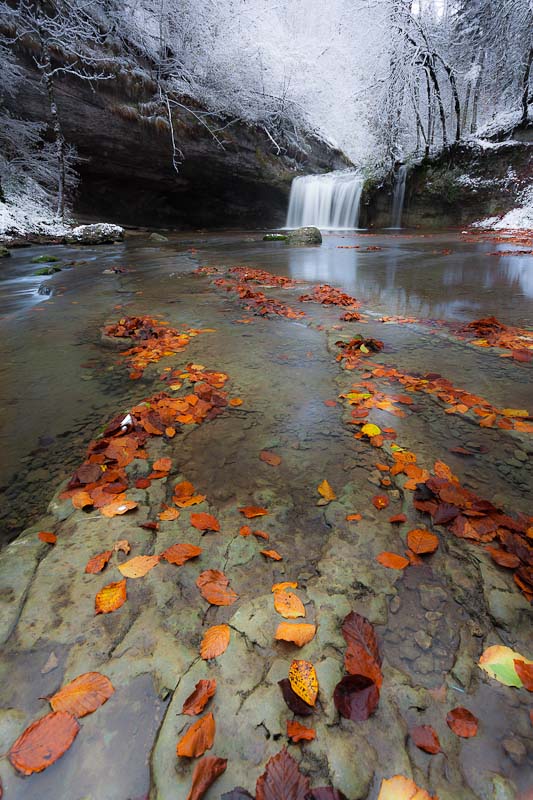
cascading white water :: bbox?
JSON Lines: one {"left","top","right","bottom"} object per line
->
{"left": 285, "top": 170, "right": 364, "bottom": 229}
{"left": 390, "top": 165, "right": 408, "bottom": 228}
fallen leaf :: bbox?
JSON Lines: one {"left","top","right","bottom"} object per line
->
{"left": 486, "top": 547, "right": 520, "bottom": 569}
{"left": 372, "top": 495, "right": 389, "bottom": 510}
{"left": 256, "top": 747, "right": 310, "bottom": 800}
{"left": 95, "top": 578, "right": 127, "bottom": 614}
{"left": 376, "top": 552, "right": 409, "bottom": 569}
{"left": 200, "top": 624, "right": 230, "bottom": 659}
{"left": 85, "top": 550, "right": 113, "bottom": 574}
{"left": 361, "top": 423, "right": 381, "bottom": 437}
{"left": 272, "top": 581, "right": 298, "bottom": 593}
{"left": 50, "top": 672, "right": 114, "bottom": 718}
{"left": 158, "top": 505, "right": 180, "bottom": 521}
{"left": 8, "top": 711, "right": 80, "bottom": 775}
{"left": 239, "top": 506, "right": 268, "bottom": 518}
{"left": 346, "top": 513, "right": 362, "bottom": 522}
{"left": 410, "top": 725, "right": 440, "bottom": 754}
{"left": 287, "top": 720, "right": 316, "bottom": 742}
{"left": 72, "top": 490, "right": 94, "bottom": 509}
{"left": 160, "top": 543, "right": 202, "bottom": 565}
{"left": 377, "top": 775, "right": 437, "bottom": 800}
{"left": 514, "top": 660, "right": 533, "bottom": 691}
{"left": 407, "top": 529, "right": 439, "bottom": 555}
{"left": 229, "top": 397, "right": 243, "bottom": 406}
{"left": 196, "top": 570, "right": 238, "bottom": 606}
{"left": 38, "top": 531, "right": 57, "bottom": 544}
{"left": 278, "top": 678, "right": 314, "bottom": 716}
{"left": 100, "top": 499, "right": 138, "bottom": 517}
{"left": 333, "top": 674, "right": 379, "bottom": 721}
{"left": 118, "top": 554, "right": 160, "bottom": 578}
{"left": 479, "top": 645, "right": 533, "bottom": 687}
{"left": 389, "top": 513, "right": 407, "bottom": 523}
{"left": 177, "top": 712, "right": 215, "bottom": 757}
{"left": 191, "top": 512, "right": 220, "bottom": 531}
{"left": 274, "top": 590, "right": 306, "bottom": 619}
{"left": 275, "top": 622, "right": 316, "bottom": 647}
{"left": 186, "top": 755, "right": 227, "bottom": 800}
{"left": 446, "top": 707, "right": 479, "bottom": 738}
{"left": 182, "top": 680, "right": 217, "bottom": 716}
{"left": 113, "top": 539, "right": 130, "bottom": 554}
{"left": 288, "top": 660, "right": 318, "bottom": 706}
{"left": 261, "top": 549, "right": 283, "bottom": 561}
{"left": 260, "top": 451, "right": 282, "bottom": 466}
{"left": 317, "top": 479, "right": 336, "bottom": 504}
{"left": 153, "top": 457, "right": 172, "bottom": 472}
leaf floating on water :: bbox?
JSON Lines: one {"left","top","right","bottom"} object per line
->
{"left": 376, "top": 552, "right": 409, "bottom": 570}
{"left": 274, "top": 590, "right": 305, "bottom": 619}
{"left": 186, "top": 755, "right": 227, "bottom": 800}
{"left": 377, "top": 775, "right": 437, "bottom": 800}
{"left": 182, "top": 679, "right": 217, "bottom": 716}
{"left": 160, "top": 543, "right": 202, "bottom": 566}
{"left": 176, "top": 712, "right": 215, "bottom": 758}
{"left": 50, "top": 672, "right": 114, "bottom": 718}
{"left": 446, "top": 707, "right": 479, "bottom": 738}
{"left": 288, "top": 659, "right": 318, "bottom": 706}
{"left": 190, "top": 512, "right": 220, "bottom": 532}
{"left": 479, "top": 645, "right": 533, "bottom": 687}
{"left": 95, "top": 578, "right": 127, "bottom": 614}
{"left": 85, "top": 550, "right": 113, "bottom": 574}
{"left": 410, "top": 725, "right": 441, "bottom": 754}
{"left": 38, "top": 531, "right": 57, "bottom": 544}
{"left": 286, "top": 720, "right": 316, "bottom": 742}
{"left": 255, "top": 747, "right": 310, "bottom": 800}
{"left": 196, "top": 570, "right": 238, "bottom": 606}
{"left": 8, "top": 711, "right": 80, "bottom": 775}
{"left": 118, "top": 554, "right": 160, "bottom": 578}
{"left": 260, "top": 451, "right": 282, "bottom": 466}
{"left": 200, "top": 624, "right": 230, "bottom": 659}
{"left": 239, "top": 506, "right": 268, "bottom": 519}
{"left": 275, "top": 622, "right": 316, "bottom": 647}
{"left": 317, "top": 479, "right": 336, "bottom": 505}
{"left": 407, "top": 529, "right": 439, "bottom": 555}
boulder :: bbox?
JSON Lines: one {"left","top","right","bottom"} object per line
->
{"left": 285, "top": 226, "right": 322, "bottom": 245}
{"left": 149, "top": 232, "right": 168, "bottom": 242}
{"left": 65, "top": 223, "right": 124, "bottom": 245}
{"left": 0, "top": 246, "right": 10, "bottom": 258}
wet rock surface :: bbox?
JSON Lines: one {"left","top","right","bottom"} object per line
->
{"left": 0, "top": 231, "right": 532, "bottom": 799}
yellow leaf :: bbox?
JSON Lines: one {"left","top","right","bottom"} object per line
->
{"left": 501, "top": 408, "right": 529, "bottom": 418}
{"left": 272, "top": 581, "right": 298, "bottom": 593}
{"left": 275, "top": 622, "right": 316, "bottom": 647}
{"left": 118, "top": 555, "right": 160, "bottom": 578}
{"left": 478, "top": 645, "right": 532, "bottom": 687}
{"left": 288, "top": 659, "right": 318, "bottom": 706}
{"left": 95, "top": 579, "right": 127, "bottom": 614}
{"left": 361, "top": 423, "right": 381, "bottom": 437}
{"left": 378, "top": 775, "right": 437, "bottom": 800}
{"left": 317, "top": 479, "right": 336, "bottom": 504}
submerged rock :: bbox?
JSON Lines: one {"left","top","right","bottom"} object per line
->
{"left": 34, "top": 266, "right": 61, "bottom": 275}
{"left": 65, "top": 223, "right": 124, "bottom": 245}
{"left": 148, "top": 232, "right": 168, "bottom": 242}
{"left": 0, "top": 246, "right": 11, "bottom": 258}
{"left": 285, "top": 226, "right": 322, "bottom": 245}
{"left": 31, "top": 254, "right": 60, "bottom": 263}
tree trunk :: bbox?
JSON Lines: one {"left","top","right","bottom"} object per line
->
{"left": 521, "top": 44, "right": 533, "bottom": 126}
{"left": 470, "top": 50, "right": 485, "bottom": 134}
{"left": 41, "top": 43, "right": 66, "bottom": 218}
{"left": 426, "top": 58, "right": 447, "bottom": 146}
{"left": 425, "top": 68, "right": 432, "bottom": 157}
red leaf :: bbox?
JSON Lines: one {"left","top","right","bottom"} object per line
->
{"left": 514, "top": 660, "right": 533, "bottom": 691}
{"left": 190, "top": 513, "right": 220, "bottom": 532}
{"left": 186, "top": 755, "right": 227, "bottom": 800}
{"left": 278, "top": 679, "right": 313, "bottom": 716}
{"left": 8, "top": 711, "right": 80, "bottom": 775}
{"left": 38, "top": 531, "right": 57, "bottom": 544}
{"left": 341, "top": 612, "right": 381, "bottom": 665}
{"left": 410, "top": 725, "right": 441, "bottom": 754}
{"left": 333, "top": 675, "right": 379, "bottom": 721}
{"left": 446, "top": 707, "right": 479, "bottom": 738}
{"left": 182, "top": 680, "right": 217, "bottom": 716}
{"left": 372, "top": 495, "right": 389, "bottom": 510}
{"left": 256, "top": 747, "right": 310, "bottom": 800}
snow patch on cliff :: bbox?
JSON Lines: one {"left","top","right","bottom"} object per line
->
{"left": 474, "top": 186, "right": 533, "bottom": 231}
{"left": 0, "top": 176, "right": 71, "bottom": 237}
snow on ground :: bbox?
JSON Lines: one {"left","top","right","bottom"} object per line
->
{"left": 474, "top": 185, "right": 533, "bottom": 231}
{"left": 0, "top": 176, "right": 72, "bottom": 238}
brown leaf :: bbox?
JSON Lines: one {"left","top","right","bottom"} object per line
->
{"left": 288, "top": 660, "right": 318, "bottom": 706}
{"left": 182, "top": 680, "right": 217, "bottom": 716}
{"left": 261, "top": 549, "right": 283, "bottom": 561}
{"left": 256, "top": 747, "right": 310, "bottom": 800}
{"left": 50, "top": 672, "right": 114, "bottom": 718}
{"left": 113, "top": 539, "right": 130, "bottom": 554}
{"left": 190, "top": 512, "right": 220, "bottom": 531}
{"left": 239, "top": 506, "right": 268, "bottom": 518}
{"left": 275, "top": 622, "right": 316, "bottom": 647}
{"left": 196, "top": 570, "right": 238, "bottom": 606}
{"left": 95, "top": 578, "right": 127, "bottom": 614}
{"left": 287, "top": 720, "right": 316, "bottom": 742}
{"left": 514, "top": 660, "right": 533, "bottom": 691}
{"left": 200, "top": 624, "right": 230, "bottom": 659}
{"left": 177, "top": 712, "right": 215, "bottom": 757}
{"left": 260, "top": 451, "right": 282, "bottom": 466}
{"left": 38, "top": 531, "right": 57, "bottom": 544}
{"left": 410, "top": 725, "right": 441, "bottom": 754}
{"left": 85, "top": 550, "right": 113, "bottom": 574}
{"left": 278, "top": 678, "right": 314, "bottom": 716}
{"left": 341, "top": 612, "right": 381, "bottom": 665}
{"left": 118, "top": 554, "right": 160, "bottom": 578}
{"left": 8, "top": 711, "right": 80, "bottom": 775}
{"left": 333, "top": 675, "right": 379, "bottom": 721}
{"left": 274, "top": 590, "right": 306, "bottom": 619}
{"left": 376, "top": 552, "right": 409, "bottom": 569}
{"left": 486, "top": 547, "right": 520, "bottom": 569}
{"left": 187, "top": 755, "right": 227, "bottom": 800}
{"left": 160, "top": 543, "right": 203, "bottom": 565}
{"left": 446, "top": 707, "right": 479, "bottom": 738}
{"left": 407, "top": 529, "right": 439, "bottom": 555}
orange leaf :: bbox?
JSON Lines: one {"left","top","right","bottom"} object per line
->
{"left": 152, "top": 457, "right": 171, "bottom": 472}
{"left": 186, "top": 755, "right": 227, "bottom": 800}
{"left": 272, "top": 581, "right": 298, "bottom": 593}
{"left": 317, "top": 479, "right": 336, "bottom": 504}
{"left": 190, "top": 512, "right": 220, "bottom": 531}
{"left": 274, "top": 590, "right": 305, "bottom": 619}
{"left": 275, "top": 622, "right": 316, "bottom": 647}
{"left": 200, "top": 624, "right": 230, "bottom": 659}
{"left": 239, "top": 506, "right": 268, "bottom": 518}
{"left": 446, "top": 707, "right": 479, "bottom": 737}
{"left": 372, "top": 495, "right": 389, "bottom": 510}
{"left": 182, "top": 679, "right": 217, "bottom": 716}
{"left": 196, "top": 570, "right": 238, "bottom": 606}
{"left": 118, "top": 554, "right": 159, "bottom": 578}
{"left": 8, "top": 711, "right": 80, "bottom": 776}
{"left": 389, "top": 513, "right": 407, "bottom": 523}
{"left": 95, "top": 578, "right": 127, "bottom": 614}
{"left": 100, "top": 499, "right": 138, "bottom": 518}
{"left": 407, "top": 529, "right": 439, "bottom": 554}
{"left": 240, "top": 525, "right": 252, "bottom": 536}
{"left": 160, "top": 543, "right": 202, "bottom": 565}
{"left": 229, "top": 397, "right": 243, "bottom": 406}
{"left": 288, "top": 659, "right": 318, "bottom": 706}
{"left": 85, "top": 550, "right": 112, "bottom": 574}
{"left": 376, "top": 552, "right": 409, "bottom": 569}
{"left": 38, "top": 531, "right": 57, "bottom": 544}
{"left": 287, "top": 720, "right": 316, "bottom": 742}
{"left": 346, "top": 513, "right": 362, "bottom": 521}
{"left": 260, "top": 450, "right": 282, "bottom": 466}
{"left": 158, "top": 505, "right": 180, "bottom": 520}
{"left": 514, "top": 660, "right": 533, "bottom": 691}
{"left": 261, "top": 549, "right": 282, "bottom": 561}
{"left": 176, "top": 712, "right": 215, "bottom": 758}
{"left": 378, "top": 775, "right": 437, "bottom": 800}
{"left": 50, "top": 672, "right": 114, "bottom": 718}
{"left": 72, "top": 490, "right": 94, "bottom": 510}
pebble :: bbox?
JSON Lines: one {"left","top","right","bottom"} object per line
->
{"left": 425, "top": 611, "right": 442, "bottom": 622}
{"left": 419, "top": 584, "right": 448, "bottom": 611}
{"left": 390, "top": 596, "right": 401, "bottom": 614}
{"left": 513, "top": 449, "right": 527, "bottom": 462}
{"left": 414, "top": 630, "right": 432, "bottom": 650}
{"left": 502, "top": 737, "right": 526, "bottom": 765}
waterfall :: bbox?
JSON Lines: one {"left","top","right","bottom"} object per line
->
{"left": 286, "top": 170, "right": 364, "bottom": 229}
{"left": 390, "top": 165, "right": 408, "bottom": 228}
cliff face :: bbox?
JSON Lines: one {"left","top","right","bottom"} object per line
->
{"left": 7, "top": 59, "right": 349, "bottom": 229}
{"left": 361, "top": 133, "right": 533, "bottom": 228}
